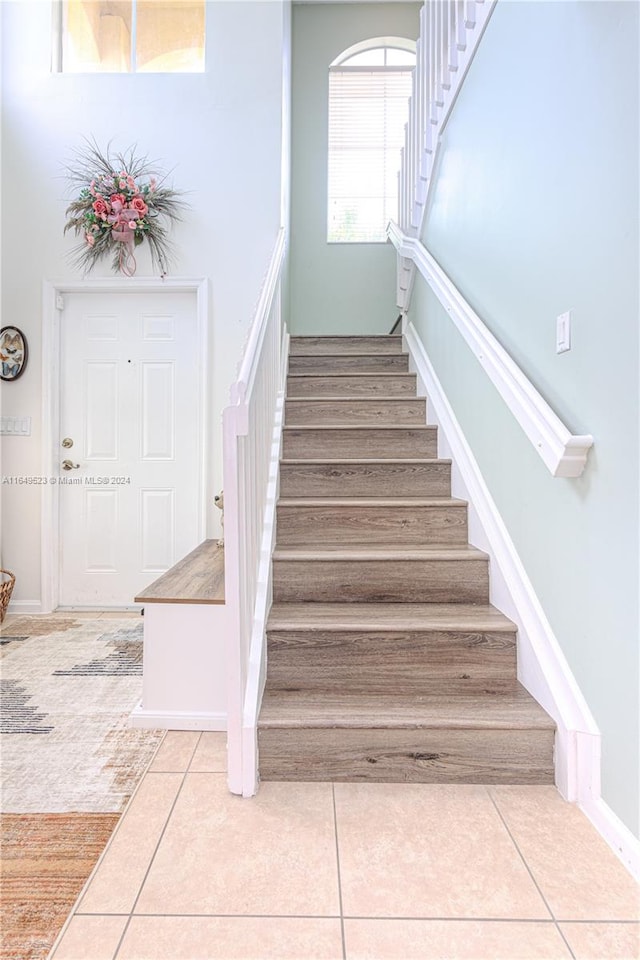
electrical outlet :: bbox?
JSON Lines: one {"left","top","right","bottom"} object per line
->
{"left": 556, "top": 310, "right": 572, "bottom": 354}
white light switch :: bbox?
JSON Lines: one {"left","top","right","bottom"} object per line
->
{"left": 556, "top": 310, "right": 572, "bottom": 354}
{"left": 0, "top": 416, "right": 32, "bottom": 436}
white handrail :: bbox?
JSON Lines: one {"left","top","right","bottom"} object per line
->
{"left": 223, "top": 228, "right": 287, "bottom": 796}
{"left": 388, "top": 222, "right": 594, "bottom": 478}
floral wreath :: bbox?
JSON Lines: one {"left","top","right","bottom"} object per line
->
{"left": 64, "top": 140, "right": 185, "bottom": 277}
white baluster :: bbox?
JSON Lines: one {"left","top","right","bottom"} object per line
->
{"left": 456, "top": 0, "right": 467, "bottom": 49}
{"left": 448, "top": 1, "right": 459, "bottom": 72}
{"left": 464, "top": 0, "right": 477, "bottom": 28}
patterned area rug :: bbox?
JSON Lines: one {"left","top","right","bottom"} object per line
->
{"left": 1, "top": 617, "right": 163, "bottom": 813}
{"left": 1, "top": 812, "right": 120, "bottom": 960}
{"left": 0, "top": 616, "right": 164, "bottom": 959}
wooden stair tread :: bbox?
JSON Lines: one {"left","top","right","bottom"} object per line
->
{"left": 281, "top": 457, "right": 451, "bottom": 465}
{"left": 285, "top": 396, "right": 423, "bottom": 402}
{"left": 134, "top": 539, "right": 224, "bottom": 605}
{"left": 273, "top": 543, "right": 487, "bottom": 561}
{"left": 277, "top": 497, "right": 466, "bottom": 507}
{"left": 283, "top": 424, "right": 434, "bottom": 432}
{"left": 267, "top": 601, "right": 515, "bottom": 632}
{"left": 289, "top": 336, "right": 403, "bottom": 356}
{"left": 259, "top": 686, "right": 555, "bottom": 730}
{"left": 287, "top": 371, "right": 415, "bottom": 378}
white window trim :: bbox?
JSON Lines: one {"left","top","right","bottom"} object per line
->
{"left": 330, "top": 36, "right": 416, "bottom": 68}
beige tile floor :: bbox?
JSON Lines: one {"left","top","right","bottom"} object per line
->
{"left": 45, "top": 731, "right": 639, "bottom": 960}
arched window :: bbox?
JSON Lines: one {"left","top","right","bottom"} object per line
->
{"left": 327, "top": 38, "right": 416, "bottom": 243}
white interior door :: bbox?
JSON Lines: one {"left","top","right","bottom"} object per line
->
{"left": 58, "top": 290, "right": 203, "bottom": 607}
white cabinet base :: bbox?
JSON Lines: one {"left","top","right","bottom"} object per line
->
{"left": 129, "top": 601, "right": 228, "bottom": 730}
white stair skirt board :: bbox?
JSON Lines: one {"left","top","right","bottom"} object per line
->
{"left": 404, "top": 322, "right": 638, "bottom": 880}
{"left": 242, "top": 380, "right": 288, "bottom": 798}
{"left": 130, "top": 703, "right": 226, "bottom": 732}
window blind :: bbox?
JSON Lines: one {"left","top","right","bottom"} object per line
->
{"left": 328, "top": 68, "right": 413, "bottom": 243}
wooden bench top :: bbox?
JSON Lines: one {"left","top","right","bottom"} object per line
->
{"left": 134, "top": 540, "right": 225, "bottom": 605}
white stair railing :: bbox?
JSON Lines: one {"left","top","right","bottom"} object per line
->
{"left": 397, "top": 0, "right": 497, "bottom": 308}
{"left": 222, "top": 228, "right": 288, "bottom": 796}
{"left": 389, "top": 1, "right": 593, "bottom": 479}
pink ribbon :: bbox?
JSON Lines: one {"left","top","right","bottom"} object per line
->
{"left": 109, "top": 208, "right": 139, "bottom": 276}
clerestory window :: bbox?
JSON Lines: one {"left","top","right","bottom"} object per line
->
{"left": 53, "top": 0, "right": 206, "bottom": 73}
{"left": 327, "top": 38, "right": 416, "bottom": 243}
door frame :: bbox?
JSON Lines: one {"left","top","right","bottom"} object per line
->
{"left": 41, "top": 277, "right": 209, "bottom": 612}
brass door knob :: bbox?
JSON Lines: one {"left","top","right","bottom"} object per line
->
{"left": 62, "top": 459, "right": 80, "bottom": 471}
{"left": 62, "top": 438, "right": 74, "bottom": 449}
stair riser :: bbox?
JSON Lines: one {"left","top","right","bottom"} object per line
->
{"left": 287, "top": 375, "right": 417, "bottom": 398}
{"left": 258, "top": 728, "right": 555, "bottom": 784}
{"left": 285, "top": 398, "right": 426, "bottom": 426}
{"left": 289, "top": 336, "right": 403, "bottom": 355}
{"left": 279, "top": 462, "right": 451, "bottom": 498}
{"left": 276, "top": 504, "right": 467, "bottom": 545}
{"left": 288, "top": 355, "right": 409, "bottom": 374}
{"left": 282, "top": 428, "right": 437, "bottom": 460}
{"left": 272, "top": 559, "right": 489, "bottom": 604}
{"left": 267, "top": 630, "right": 517, "bottom": 692}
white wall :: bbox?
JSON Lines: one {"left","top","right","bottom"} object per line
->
{"left": 290, "top": 1, "right": 419, "bottom": 334}
{"left": 409, "top": 0, "right": 639, "bottom": 837}
{"left": 0, "top": 0, "right": 290, "bottom": 608}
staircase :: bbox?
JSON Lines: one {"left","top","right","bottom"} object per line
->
{"left": 258, "top": 335, "right": 555, "bottom": 784}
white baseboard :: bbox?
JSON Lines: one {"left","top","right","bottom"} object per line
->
{"left": 580, "top": 794, "right": 640, "bottom": 883}
{"left": 6, "top": 601, "right": 43, "bottom": 615}
{"left": 130, "top": 702, "right": 226, "bottom": 731}
{"left": 404, "top": 322, "right": 640, "bottom": 878}
{"left": 403, "top": 323, "right": 600, "bottom": 794}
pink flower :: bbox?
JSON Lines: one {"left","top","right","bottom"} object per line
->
{"left": 86, "top": 233, "right": 95, "bottom": 247}
{"left": 126, "top": 176, "right": 136, "bottom": 191}
{"left": 89, "top": 179, "right": 97, "bottom": 197}
{"left": 110, "top": 193, "right": 126, "bottom": 209}
{"left": 130, "top": 196, "right": 148, "bottom": 216}
{"left": 149, "top": 177, "right": 157, "bottom": 191}
{"left": 92, "top": 198, "right": 109, "bottom": 217}
{"left": 128, "top": 221, "right": 137, "bottom": 229}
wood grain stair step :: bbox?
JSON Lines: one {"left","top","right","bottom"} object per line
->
{"left": 267, "top": 601, "right": 516, "bottom": 632}
{"left": 276, "top": 497, "right": 467, "bottom": 545}
{"left": 282, "top": 426, "right": 437, "bottom": 459}
{"left": 284, "top": 397, "right": 426, "bottom": 426}
{"left": 286, "top": 373, "right": 418, "bottom": 397}
{"left": 272, "top": 544, "right": 489, "bottom": 604}
{"left": 267, "top": 601, "right": 517, "bottom": 694}
{"left": 288, "top": 354, "right": 410, "bottom": 374}
{"left": 259, "top": 688, "right": 554, "bottom": 729}
{"left": 258, "top": 687, "right": 555, "bottom": 784}
{"left": 289, "top": 335, "right": 403, "bottom": 355}
{"left": 279, "top": 458, "right": 452, "bottom": 497}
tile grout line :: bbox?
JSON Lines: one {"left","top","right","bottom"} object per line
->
{"left": 111, "top": 739, "right": 202, "bottom": 960}
{"left": 77, "top": 911, "right": 640, "bottom": 922}
{"left": 485, "top": 787, "right": 577, "bottom": 960}
{"left": 332, "top": 783, "right": 347, "bottom": 960}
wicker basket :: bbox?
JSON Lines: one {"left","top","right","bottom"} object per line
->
{"left": 0, "top": 570, "right": 16, "bottom": 623}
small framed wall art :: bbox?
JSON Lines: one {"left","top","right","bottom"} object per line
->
{"left": 0, "top": 327, "right": 28, "bottom": 382}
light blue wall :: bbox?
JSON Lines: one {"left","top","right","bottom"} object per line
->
{"left": 409, "top": 0, "right": 639, "bottom": 834}
{"left": 290, "top": 2, "right": 420, "bottom": 334}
